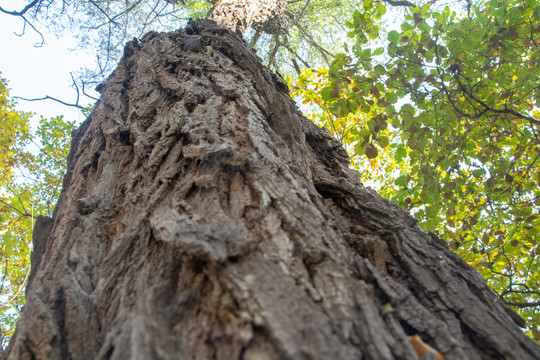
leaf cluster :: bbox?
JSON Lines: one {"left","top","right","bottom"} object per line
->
{"left": 290, "top": 0, "right": 540, "bottom": 338}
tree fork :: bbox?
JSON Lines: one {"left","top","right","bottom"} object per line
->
{"left": 2, "top": 19, "right": 539, "bottom": 359}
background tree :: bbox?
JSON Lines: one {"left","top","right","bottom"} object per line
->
{"left": 1, "top": 0, "right": 359, "bottom": 88}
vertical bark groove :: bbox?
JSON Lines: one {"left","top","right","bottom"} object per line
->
{"left": 3, "top": 19, "right": 539, "bottom": 360}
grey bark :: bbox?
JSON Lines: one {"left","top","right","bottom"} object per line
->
{"left": 26, "top": 215, "right": 53, "bottom": 296}
{"left": 207, "top": 0, "right": 289, "bottom": 34}
{"left": 3, "top": 19, "right": 540, "bottom": 359}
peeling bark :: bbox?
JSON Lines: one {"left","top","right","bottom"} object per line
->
{"left": 3, "top": 19, "right": 540, "bottom": 360}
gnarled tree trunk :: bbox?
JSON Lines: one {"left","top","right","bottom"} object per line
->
{"left": 3, "top": 19, "right": 539, "bottom": 359}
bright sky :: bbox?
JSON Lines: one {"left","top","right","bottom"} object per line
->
{"left": 0, "top": 1, "right": 96, "bottom": 126}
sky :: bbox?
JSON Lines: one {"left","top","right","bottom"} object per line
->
{"left": 0, "top": 1, "right": 96, "bottom": 127}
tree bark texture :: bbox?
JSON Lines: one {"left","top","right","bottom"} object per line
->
{"left": 207, "top": 0, "right": 289, "bottom": 34}
{"left": 3, "top": 19, "right": 540, "bottom": 360}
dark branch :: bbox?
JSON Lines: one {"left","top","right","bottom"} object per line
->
{"left": 82, "top": 81, "right": 99, "bottom": 101}
{"left": 13, "top": 71, "right": 91, "bottom": 109}
{"left": 382, "top": 0, "right": 416, "bottom": 7}
{"left": 504, "top": 299, "right": 540, "bottom": 309}
{"left": 295, "top": 23, "right": 333, "bottom": 65}
{"left": 0, "top": 258, "right": 8, "bottom": 296}
{"left": 14, "top": 95, "right": 84, "bottom": 109}
{"left": 70, "top": 72, "right": 81, "bottom": 106}
{"left": 0, "top": 0, "right": 40, "bottom": 16}
{"left": 13, "top": 15, "right": 45, "bottom": 47}
{"left": 454, "top": 75, "right": 540, "bottom": 126}
{"left": 110, "top": 0, "right": 144, "bottom": 24}
{"left": 88, "top": 0, "right": 119, "bottom": 27}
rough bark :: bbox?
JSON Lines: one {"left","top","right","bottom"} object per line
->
{"left": 3, "top": 19, "right": 540, "bottom": 359}
{"left": 25, "top": 215, "right": 53, "bottom": 297}
{"left": 207, "top": 0, "right": 289, "bottom": 34}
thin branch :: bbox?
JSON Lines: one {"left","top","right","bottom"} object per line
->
{"left": 0, "top": 0, "right": 40, "bottom": 16}
{"left": 0, "top": 198, "right": 31, "bottom": 218}
{"left": 88, "top": 0, "right": 119, "bottom": 28}
{"left": 14, "top": 70, "right": 93, "bottom": 109}
{"left": 529, "top": 17, "right": 540, "bottom": 55}
{"left": 141, "top": 0, "right": 163, "bottom": 34}
{"left": 0, "top": 258, "right": 8, "bottom": 296}
{"left": 295, "top": 23, "right": 333, "bottom": 65}
{"left": 110, "top": 0, "right": 144, "bottom": 24}
{"left": 6, "top": 185, "right": 31, "bottom": 218}
{"left": 514, "top": 149, "right": 540, "bottom": 190}
{"left": 250, "top": 29, "right": 262, "bottom": 48}
{"left": 504, "top": 299, "right": 540, "bottom": 309}
{"left": 13, "top": 16, "right": 45, "bottom": 47}
{"left": 81, "top": 81, "right": 99, "bottom": 101}
{"left": 454, "top": 75, "right": 540, "bottom": 126}
{"left": 294, "top": 0, "right": 311, "bottom": 24}
{"left": 0, "top": 266, "right": 31, "bottom": 309}
{"left": 283, "top": 42, "right": 310, "bottom": 68}
{"left": 70, "top": 72, "right": 81, "bottom": 106}
{"left": 291, "top": 58, "right": 301, "bottom": 75}
{"left": 14, "top": 95, "right": 84, "bottom": 109}
{"left": 268, "top": 35, "right": 281, "bottom": 69}
{"left": 382, "top": 0, "right": 416, "bottom": 7}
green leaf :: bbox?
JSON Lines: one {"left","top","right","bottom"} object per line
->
{"left": 395, "top": 145, "right": 407, "bottom": 162}
{"left": 378, "top": 135, "right": 389, "bottom": 148}
{"left": 388, "top": 30, "right": 399, "bottom": 43}
{"left": 395, "top": 175, "right": 408, "bottom": 187}
{"left": 321, "top": 86, "right": 334, "bottom": 102}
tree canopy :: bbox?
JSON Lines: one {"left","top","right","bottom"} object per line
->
{"left": 289, "top": 0, "right": 540, "bottom": 339}
{"left": 0, "top": 0, "right": 539, "bottom": 346}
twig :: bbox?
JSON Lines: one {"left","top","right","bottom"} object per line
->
{"left": 383, "top": 0, "right": 416, "bottom": 7}
{"left": 13, "top": 16, "right": 45, "bottom": 47}
{"left": 0, "top": 258, "right": 8, "bottom": 296}
{"left": 295, "top": 23, "right": 333, "bottom": 65}
{"left": 0, "top": 266, "right": 31, "bottom": 309}
{"left": 5, "top": 185, "right": 31, "bottom": 217}
{"left": 503, "top": 299, "right": 540, "bottom": 308}
{"left": 454, "top": 75, "right": 540, "bottom": 126}
{"left": 82, "top": 81, "right": 99, "bottom": 101}
{"left": 13, "top": 71, "right": 92, "bottom": 109}
{"left": 14, "top": 95, "right": 84, "bottom": 109}
{"left": 0, "top": 0, "right": 40, "bottom": 16}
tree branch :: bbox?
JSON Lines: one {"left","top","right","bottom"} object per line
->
{"left": 382, "top": 0, "right": 416, "bottom": 7}
{"left": 295, "top": 23, "right": 333, "bottom": 65}
{"left": 13, "top": 15, "right": 45, "bottom": 47}
{"left": 13, "top": 71, "right": 95, "bottom": 109}
{"left": 504, "top": 299, "right": 540, "bottom": 309}
{"left": 454, "top": 75, "right": 540, "bottom": 126}
{"left": 0, "top": 0, "right": 40, "bottom": 16}
{"left": 82, "top": 81, "right": 99, "bottom": 101}
{"left": 0, "top": 258, "right": 8, "bottom": 296}
{"left": 87, "top": 0, "right": 120, "bottom": 28}
{"left": 14, "top": 95, "right": 84, "bottom": 109}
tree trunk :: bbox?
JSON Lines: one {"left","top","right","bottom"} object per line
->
{"left": 3, "top": 19, "right": 540, "bottom": 359}
{"left": 207, "top": 0, "right": 289, "bottom": 34}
